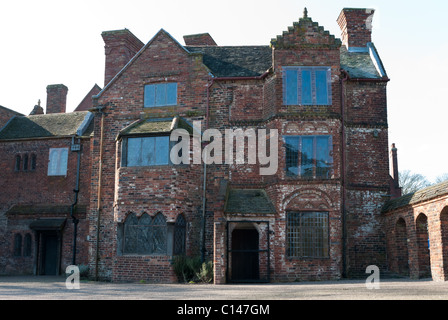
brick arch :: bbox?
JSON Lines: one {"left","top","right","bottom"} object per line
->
{"left": 394, "top": 217, "right": 409, "bottom": 276}
{"left": 415, "top": 213, "right": 431, "bottom": 278}
{"left": 283, "top": 188, "right": 333, "bottom": 211}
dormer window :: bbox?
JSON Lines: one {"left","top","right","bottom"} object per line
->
{"left": 283, "top": 67, "right": 332, "bottom": 105}
{"left": 144, "top": 83, "right": 177, "bottom": 107}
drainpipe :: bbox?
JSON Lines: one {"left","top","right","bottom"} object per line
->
{"left": 95, "top": 108, "right": 105, "bottom": 280}
{"left": 340, "top": 69, "right": 349, "bottom": 278}
{"left": 70, "top": 136, "right": 82, "bottom": 266}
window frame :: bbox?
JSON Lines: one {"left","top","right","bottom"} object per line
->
{"left": 48, "top": 148, "right": 69, "bottom": 176}
{"left": 122, "top": 212, "right": 168, "bottom": 256}
{"left": 284, "top": 135, "right": 333, "bottom": 179}
{"left": 121, "top": 135, "right": 171, "bottom": 167}
{"left": 144, "top": 82, "right": 178, "bottom": 108}
{"left": 282, "top": 66, "right": 332, "bottom": 106}
{"left": 286, "top": 211, "right": 330, "bottom": 259}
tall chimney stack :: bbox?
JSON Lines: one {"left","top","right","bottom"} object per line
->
{"left": 102, "top": 29, "right": 144, "bottom": 86}
{"left": 46, "top": 84, "right": 68, "bottom": 114}
{"left": 337, "top": 8, "right": 375, "bottom": 49}
{"left": 390, "top": 143, "right": 402, "bottom": 198}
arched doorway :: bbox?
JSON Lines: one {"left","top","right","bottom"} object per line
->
{"left": 441, "top": 207, "right": 448, "bottom": 279}
{"left": 416, "top": 213, "right": 431, "bottom": 278}
{"left": 226, "top": 221, "right": 270, "bottom": 283}
{"left": 395, "top": 218, "right": 409, "bottom": 276}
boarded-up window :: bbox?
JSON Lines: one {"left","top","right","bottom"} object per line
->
{"left": 48, "top": 148, "right": 68, "bottom": 176}
{"left": 283, "top": 67, "right": 332, "bottom": 105}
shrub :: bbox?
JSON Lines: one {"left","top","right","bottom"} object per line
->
{"left": 172, "top": 256, "right": 213, "bottom": 283}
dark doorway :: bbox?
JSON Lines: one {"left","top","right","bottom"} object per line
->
{"left": 231, "top": 228, "right": 259, "bottom": 281}
{"left": 42, "top": 234, "right": 59, "bottom": 275}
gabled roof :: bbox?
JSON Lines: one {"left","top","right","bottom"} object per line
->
{"left": 224, "top": 189, "right": 276, "bottom": 214}
{"left": 95, "top": 29, "right": 190, "bottom": 100}
{"left": 0, "top": 111, "right": 94, "bottom": 140}
{"left": 270, "top": 13, "right": 341, "bottom": 49}
{"left": 0, "top": 105, "right": 24, "bottom": 117}
{"left": 117, "top": 116, "right": 193, "bottom": 139}
{"left": 186, "top": 46, "right": 272, "bottom": 77}
{"left": 382, "top": 180, "right": 448, "bottom": 213}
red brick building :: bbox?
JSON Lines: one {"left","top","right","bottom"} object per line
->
{"left": 3, "top": 7, "right": 444, "bottom": 283}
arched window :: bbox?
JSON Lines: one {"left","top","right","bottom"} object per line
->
{"left": 124, "top": 213, "right": 138, "bottom": 254}
{"left": 24, "top": 233, "right": 32, "bottom": 257}
{"left": 23, "top": 154, "right": 29, "bottom": 171}
{"left": 152, "top": 213, "right": 167, "bottom": 254}
{"left": 15, "top": 155, "right": 21, "bottom": 171}
{"left": 31, "top": 154, "right": 37, "bottom": 171}
{"left": 138, "top": 214, "right": 152, "bottom": 254}
{"left": 14, "top": 233, "right": 22, "bottom": 256}
{"left": 123, "top": 212, "right": 168, "bottom": 255}
{"left": 174, "top": 214, "right": 187, "bottom": 255}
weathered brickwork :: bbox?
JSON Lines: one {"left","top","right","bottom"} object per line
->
{"left": 383, "top": 183, "right": 448, "bottom": 282}
{"left": 3, "top": 7, "right": 436, "bottom": 284}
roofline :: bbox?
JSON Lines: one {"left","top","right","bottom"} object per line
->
{"left": 0, "top": 135, "right": 92, "bottom": 142}
{"left": 0, "top": 105, "right": 24, "bottom": 116}
{"left": 93, "top": 29, "right": 190, "bottom": 102}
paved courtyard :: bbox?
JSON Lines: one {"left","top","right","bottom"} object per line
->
{"left": 0, "top": 275, "right": 447, "bottom": 300}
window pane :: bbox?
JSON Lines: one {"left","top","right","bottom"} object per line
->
{"left": 316, "top": 136, "right": 331, "bottom": 178}
{"left": 301, "top": 137, "right": 314, "bottom": 177}
{"left": 287, "top": 212, "right": 329, "bottom": 258}
{"left": 141, "top": 137, "right": 155, "bottom": 166}
{"left": 285, "top": 137, "right": 299, "bottom": 176}
{"left": 124, "top": 213, "right": 138, "bottom": 254}
{"left": 166, "top": 83, "right": 177, "bottom": 105}
{"left": 59, "top": 149, "right": 68, "bottom": 175}
{"left": 127, "top": 138, "right": 142, "bottom": 166}
{"left": 301, "top": 70, "right": 312, "bottom": 105}
{"left": 284, "top": 69, "right": 298, "bottom": 105}
{"left": 144, "top": 85, "right": 156, "bottom": 107}
{"left": 155, "top": 136, "right": 169, "bottom": 165}
{"left": 316, "top": 70, "right": 329, "bottom": 105}
{"left": 155, "top": 84, "right": 166, "bottom": 106}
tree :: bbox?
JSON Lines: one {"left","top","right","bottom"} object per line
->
{"left": 435, "top": 173, "right": 448, "bottom": 184}
{"left": 399, "top": 170, "right": 431, "bottom": 195}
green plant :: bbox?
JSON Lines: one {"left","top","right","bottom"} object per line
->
{"left": 196, "top": 261, "right": 213, "bottom": 283}
{"left": 172, "top": 256, "right": 213, "bottom": 283}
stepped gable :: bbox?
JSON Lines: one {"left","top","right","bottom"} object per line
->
{"left": 271, "top": 8, "right": 341, "bottom": 49}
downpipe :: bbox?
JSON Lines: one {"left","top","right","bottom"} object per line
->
{"left": 70, "top": 136, "right": 82, "bottom": 266}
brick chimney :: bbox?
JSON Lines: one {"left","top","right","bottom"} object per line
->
{"left": 337, "top": 8, "right": 375, "bottom": 49}
{"left": 183, "top": 33, "right": 217, "bottom": 46}
{"left": 390, "top": 143, "right": 402, "bottom": 199}
{"left": 46, "top": 84, "right": 68, "bottom": 114}
{"left": 102, "top": 29, "right": 144, "bottom": 86}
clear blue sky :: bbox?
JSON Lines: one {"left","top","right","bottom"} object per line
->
{"left": 1, "top": 0, "right": 447, "bottom": 182}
